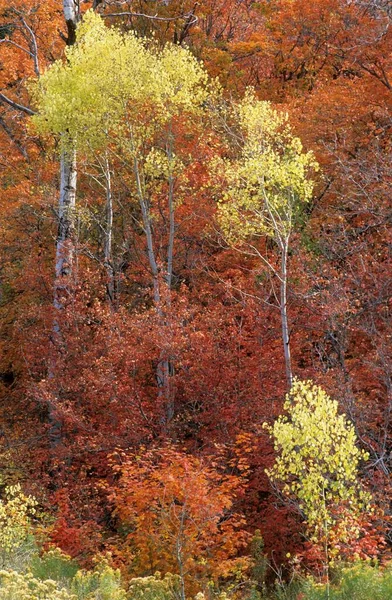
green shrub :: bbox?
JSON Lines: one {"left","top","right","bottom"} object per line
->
{"left": 71, "top": 560, "right": 126, "bottom": 600}
{"left": 272, "top": 577, "right": 307, "bottom": 600}
{"left": 297, "top": 562, "right": 392, "bottom": 600}
{"left": 30, "top": 549, "right": 79, "bottom": 586}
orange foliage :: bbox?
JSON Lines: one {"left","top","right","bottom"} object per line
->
{"left": 109, "top": 445, "right": 251, "bottom": 589}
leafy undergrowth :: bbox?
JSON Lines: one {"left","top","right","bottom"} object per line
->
{"left": 2, "top": 546, "right": 392, "bottom": 600}
{"left": 272, "top": 563, "right": 392, "bottom": 600}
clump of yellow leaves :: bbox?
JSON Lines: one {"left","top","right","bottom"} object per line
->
{"left": 0, "top": 485, "right": 37, "bottom": 569}
{"left": 31, "top": 10, "right": 209, "bottom": 154}
{"left": 264, "top": 380, "right": 370, "bottom": 551}
{"left": 127, "top": 572, "right": 181, "bottom": 600}
{"left": 70, "top": 557, "right": 125, "bottom": 600}
{"left": 217, "top": 91, "right": 318, "bottom": 244}
{"left": 144, "top": 148, "right": 183, "bottom": 181}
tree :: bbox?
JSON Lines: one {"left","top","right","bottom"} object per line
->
{"left": 264, "top": 380, "right": 370, "bottom": 581}
{"left": 216, "top": 93, "right": 318, "bottom": 387}
{"left": 109, "top": 446, "right": 250, "bottom": 599}
{"left": 55, "top": 0, "right": 80, "bottom": 299}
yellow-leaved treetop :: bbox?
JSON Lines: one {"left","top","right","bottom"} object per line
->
{"left": 218, "top": 93, "right": 316, "bottom": 242}
{"left": 217, "top": 92, "right": 319, "bottom": 387}
{"left": 264, "top": 380, "right": 370, "bottom": 563}
{"left": 31, "top": 10, "right": 209, "bottom": 152}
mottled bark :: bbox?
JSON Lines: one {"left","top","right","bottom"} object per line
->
{"left": 63, "top": 0, "right": 80, "bottom": 45}
{"left": 48, "top": 1, "right": 80, "bottom": 450}
{"left": 53, "top": 150, "right": 77, "bottom": 315}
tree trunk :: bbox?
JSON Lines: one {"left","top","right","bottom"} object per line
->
{"left": 103, "top": 155, "right": 115, "bottom": 304}
{"left": 165, "top": 129, "right": 175, "bottom": 291}
{"left": 53, "top": 150, "right": 77, "bottom": 314}
{"left": 63, "top": 0, "right": 80, "bottom": 45}
{"left": 133, "top": 153, "right": 174, "bottom": 425}
{"left": 280, "top": 240, "right": 293, "bottom": 389}
{"left": 48, "top": 1, "right": 80, "bottom": 451}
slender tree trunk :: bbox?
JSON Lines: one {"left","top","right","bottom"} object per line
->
{"left": 133, "top": 153, "right": 173, "bottom": 424}
{"left": 63, "top": 0, "right": 79, "bottom": 45}
{"left": 48, "top": 150, "right": 77, "bottom": 448}
{"left": 166, "top": 129, "right": 175, "bottom": 291}
{"left": 103, "top": 155, "right": 115, "bottom": 304}
{"left": 263, "top": 194, "right": 293, "bottom": 389}
{"left": 133, "top": 155, "right": 161, "bottom": 304}
{"left": 166, "top": 174, "right": 175, "bottom": 288}
{"left": 163, "top": 133, "right": 176, "bottom": 422}
{"left": 176, "top": 506, "right": 187, "bottom": 600}
{"left": 280, "top": 239, "right": 293, "bottom": 389}
{"left": 51, "top": 0, "right": 80, "bottom": 321}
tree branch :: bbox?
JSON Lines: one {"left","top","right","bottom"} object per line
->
{"left": 102, "top": 11, "right": 198, "bottom": 25}
{"left": 19, "top": 15, "right": 40, "bottom": 77}
{"left": 0, "top": 38, "right": 35, "bottom": 58}
{"left": 0, "top": 93, "right": 35, "bottom": 116}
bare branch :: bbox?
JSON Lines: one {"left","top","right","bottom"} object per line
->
{"left": 102, "top": 11, "right": 198, "bottom": 25}
{"left": 0, "top": 38, "right": 35, "bottom": 58}
{"left": 0, "top": 93, "right": 35, "bottom": 116}
{"left": 19, "top": 15, "right": 40, "bottom": 77}
{"left": 4, "top": 7, "right": 40, "bottom": 76}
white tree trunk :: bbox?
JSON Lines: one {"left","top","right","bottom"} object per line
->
{"left": 63, "top": 0, "right": 79, "bottom": 45}
{"left": 166, "top": 131, "right": 175, "bottom": 291}
{"left": 53, "top": 151, "right": 77, "bottom": 313}
{"left": 103, "top": 155, "right": 115, "bottom": 303}
{"left": 280, "top": 240, "right": 292, "bottom": 389}
{"left": 48, "top": 2, "right": 80, "bottom": 451}
{"left": 133, "top": 153, "right": 174, "bottom": 425}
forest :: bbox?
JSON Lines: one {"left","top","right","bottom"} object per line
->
{"left": 0, "top": 0, "right": 391, "bottom": 598}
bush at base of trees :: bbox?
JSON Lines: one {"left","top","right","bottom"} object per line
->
{"left": 2, "top": 502, "right": 392, "bottom": 600}
{"left": 298, "top": 562, "right": 392, "bottom": 600}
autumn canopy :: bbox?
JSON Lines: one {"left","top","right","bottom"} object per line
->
{"left": 0, "top": 0, "right": 391, "bottom": 598}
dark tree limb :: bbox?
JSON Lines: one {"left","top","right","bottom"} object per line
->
{"left": 0, "top": 93, "right": 35, "bottom": 115}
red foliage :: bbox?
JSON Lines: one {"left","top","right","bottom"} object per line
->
{"left": 0, "top": 0, "right": 391, "bottom": 577}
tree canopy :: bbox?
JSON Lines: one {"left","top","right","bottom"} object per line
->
{"left": 0, "top": 0, "right": 390, "bottom": 596}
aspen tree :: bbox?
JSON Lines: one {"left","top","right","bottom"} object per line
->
{"left": 217, "top": 93, "right": 318, "bottom": 388}
{"left": 265, "top": 380, "right": 370, "bottom": 589}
